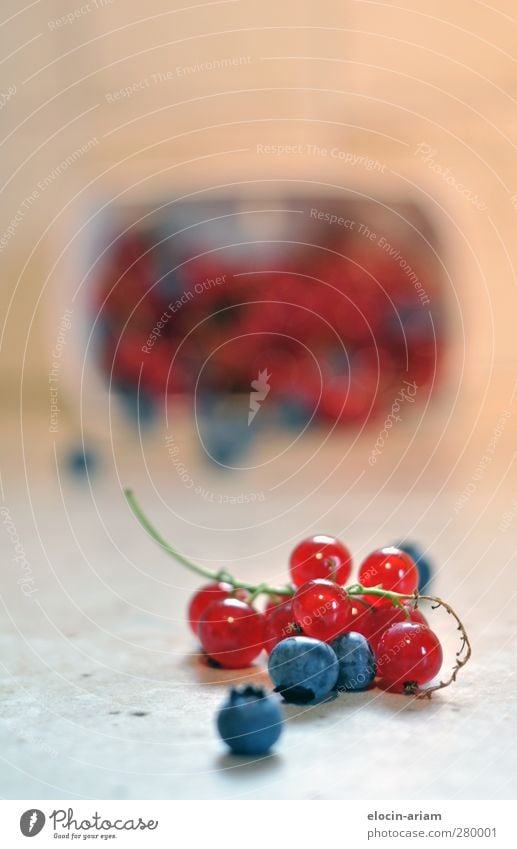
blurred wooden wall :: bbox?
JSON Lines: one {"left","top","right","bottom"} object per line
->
{"left": 1, "top": 0, "right": 516, "bottom": 417}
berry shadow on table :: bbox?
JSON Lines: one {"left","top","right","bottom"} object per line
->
{"left": 214, "top": 751, "right": 282, "bottom": 775}
{"left": 184, "top": 650, "right": 272, "bottom": 689}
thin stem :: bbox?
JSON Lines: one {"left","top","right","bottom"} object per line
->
{"left": 249, "top": 583, "right": 269, "bottom": 604}
{"left": 347, "top": 584, "right": 415, "bottom": 604}
{"left": 124, "top": 488, "right": 293, "bottom": 598}
{"left": 347, "top": 584, "right": 411, "bottom": 617}
{"left": 409, "top": 593, "right": 472, "bottom": 700}
{"left": 347, "top": 584, "right": 472, "bottom": 699}
{"left": 125, "top": 488, "right": 216, "bottom": 581}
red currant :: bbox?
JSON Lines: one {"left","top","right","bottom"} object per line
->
{"left": 199, "top": 598, "right": 265, "bottom": 669}
{"left": 289, "top": 535, "right": 352, "bottom": 587}
{"left": 358, "top": 547, "right": 418, "bottom": 606}
{"left": 349, "top": 602, "right": 428, "bottom": 653}
{"left": 344, "top": 603, "right": 375, "bottom": 639}
{"left": 188, "top": 582, "right": 232, "bottom": 636}
{"left": 263, "top": 600, "right": 301, "bottom": 653}
{"left": 292, "top": 579, "right": 353, "bottom": 642}
{"left": 233, "top": 588, "right": 251, "bottom": 603}
{"left": 264, "top": 595, "right": 285, "bottom": 615}
{"left": 405, "top": 602, "right": 428, "bottom": 627}
{"left": 376, "top": 622, "right": 443, "bottom": 693}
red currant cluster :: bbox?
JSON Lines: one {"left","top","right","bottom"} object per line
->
{"left": 189, "top": 541, "right": 443, "bottom": 693}
{"left": 95, "top": 228, "right": 441, "bottom": 425}
{"left": 126, "top": 490, "right": 471, "bottom": 698}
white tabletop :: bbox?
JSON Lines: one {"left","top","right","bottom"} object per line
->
{"left": 1, "top": 409, "right": 516, "bottom": 800}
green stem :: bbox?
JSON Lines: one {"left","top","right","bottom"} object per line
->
{"left": 124, "top": 490, "right": 420, "bottom": 608}
{"left": 346, "top": 583, "right": 415, "bottom": 617}
{"left": 346, "top": 583, "right": 416, "bottom": 601}
{"left": 124, "top": 488, "right": 293, "bottom": 598}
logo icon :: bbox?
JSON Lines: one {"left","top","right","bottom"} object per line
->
{"left": 20, "top": 810, "right": 46, "bottom": 837}
{"left": 248, "top": 368, "right": 271, "bottom": 425}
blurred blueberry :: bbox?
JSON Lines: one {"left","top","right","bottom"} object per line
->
{"left": 216, "top": 685, "right": 283, "bottom": 756}
{"left": 396, "top": 540, "right": 433, "bottom": 592}
{"left": 328, "top": 347, "right": 351, "bottom": 374}
{"left": 268, "top": 636, "right": 339, "bottom": 704}
{"left": 115, "top": 384, "right": 156, "bottom": 428}
{"left": 277, "top": 397, "right": 313, "bottom": 430}
{"left": 152, "top": 234, "right": 186, "bottom": 302}
{"left": 66, "top": 445, "right": 98, "bottom": 476}
{"left": 385, "top": 303, "right": 436, "bottom": 342}
{"left": 331, "top": 632, "right": 376, "bottom": 691}
{"left": 198, "top": 395, "right": 256, "bottom": 466}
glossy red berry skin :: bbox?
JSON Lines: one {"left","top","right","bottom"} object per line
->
{"left": 199, "top": 599, "right": 266, "bottom": 669}
{"left": 263, "top": 600, "right": 302, "bottom": 654}
{"left": 292, "top": 579, "right": 353, "bottom": 643}
{"left": 407, "top": 604, "right": 428, "bottom": 627}
{"left": 345, "top": 603, "right": 374, "bottom": 638}
{"left": 233, "top": 588, "right": 251, "bottom": 603}
{"left": 188, "top": 582, "right": 232, "bottom": 636}
{"left": 376, "top": 622, "right": 443, "bottom": 693}
{"left": 289, "top": 535, "right": 352, "bottom": 587}
{"left": 349, "top": 602, "right": 428, "bottom": 653}
{"left": 358, "top": 547, "right": 418, "bottom": 606}
{"left": 264, "top": 594, "right": 288, "bottom": 615}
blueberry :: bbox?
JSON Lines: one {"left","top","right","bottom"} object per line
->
{"left": 396, "top": 541, "right": 433, "bottom": 592}
{"left": 66, "top": 446, "right": 97, "bottom": 476}
{"left": 268, "top": 636, "right": 339, "bottom": 704}
{"left": 216, "top": 685, "right": 283, "bottom": 756}
{"left": 277, "top": 397, "right": 312, "bottom": 430}
{"left": 115, "top": 384, "right": 156, "bottom": 428}
{"left": 331, "top": 632, "right": 376, "bottom": 691}
{"left": 198, "top": 396, "right": 256, "bottom": 466}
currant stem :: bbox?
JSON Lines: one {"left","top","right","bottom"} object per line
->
{"left": 346, "top": 583, "right": 415, "bottom": 605}
{"left": 409, "top": 593, "right": 472, "bottom": 699}
{"left": 347, "top": 583, "right": 472, "bottom": 699}
{"left": 125, "top": 488, "right": 217, "bottom": 581}
{"left": 124, "top": 488, "right": 293, "bottom": 598}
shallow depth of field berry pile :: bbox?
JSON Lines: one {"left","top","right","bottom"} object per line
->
{"left": 93, "top": 198, "right": 444, "bottom": 432}
{"left": 126, "top": 490, "right": 471, "bottom": 730}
